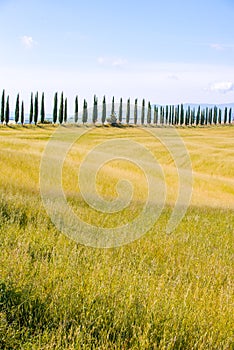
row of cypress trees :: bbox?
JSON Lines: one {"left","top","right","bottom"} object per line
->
{"left": 0, "top": 90, "right": 233, "bottom": 126}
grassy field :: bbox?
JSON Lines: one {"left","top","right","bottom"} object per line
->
{"left": 0, "top": 125, "right": 233, "bottom": 349}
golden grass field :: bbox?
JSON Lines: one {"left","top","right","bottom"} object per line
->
{"left": 0, "top": 124, "right": 233, "bottom": 349}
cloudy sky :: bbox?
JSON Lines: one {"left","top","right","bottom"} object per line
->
{"left": 0, "top": 0, "right": 234, "bottom": 112}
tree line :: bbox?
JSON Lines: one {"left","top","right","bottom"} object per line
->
{"left": 0, "top": 90, "right": 233, "bottom": 126}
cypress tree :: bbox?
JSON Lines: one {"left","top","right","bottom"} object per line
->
{"left": 174, "top": 106, "right": 178, "bottom": 125}
{"left": 224, "top": 107, "right": 228, "bottom": 124}
{"left": 102, "top": 96, "right": 106, "bottom": 125}
{"left": 82, "top": 99, "right": 85, "bottom": 124}
{"left": 187, "top": 105, "right": 191, "bottom": 125}
{"left": 29, "top": 93, "right": 33, "bottom": 124}
{"left": 1, "top": 89, "right": 5, "bottom": 123}
{"left": 59, "top": 92, "right": 64, "bottom": 124}
{"left": 208, "top": 108, "right": 212, "bottom": 125}
{"left": 190, "top": 108, "right": 194, "bottom": 126}
{"left": 141, "top": 99, "right": 145, "bottom": 125}
{"left": 82, "top": 99, "right": 88, "bottom": 124}
{"left": 171, "top": 105, "right": 175, "bottom": 125}
{"left": 111, "top": 96, "right": 115, "bottom": 116}
{"left": 218, "top": 108, "right": 222, "bottom": 125}
{"left": 213, "top": 106, "right": 217, "bottom": 125}
{"left": 126, "top": 98, "right": 130, "bottom": 124}
{"left": 34, "top": 92, "right": 39, "bottom": 125}
{"left": 15, "top": 93, "right": 20, "bottom": 124}
{"left": 53, "top": 92, "right": 58, "bottom": 124}
{"left": 21, "top": 101, "right": 24, "bottom": 125}
{"left": 119, "top": 98, "right": 123, "bottom": 123}
{"left": 176, "top": 105, "right": 180, "bottom": 125}
{"left": 185, "top": 111, "right": 188, "bottom": 126}
{"left": 200, "top": 109, "right": 205, "bottom": 125}
{"left": 161, "top": 106, "right": 165, "bottom": 125}
{"left": 5, "top": 96, "right": 10, "bottom": 125}
{"left": 228, "top": 108, "right": 232, "bottom": 124}
{"left": 92, "top": 95, "right": 98, "bottom": 124}
{"left": 180, "top": 104, "right": 184, "bottom": 125}
{"left": 196, "top": 105, "right": 200, "bottom": 126}
{"left": 160, "top": 106, "right": 163, "bottom": 125}
{"left": 134, "top": 98, "right": 138, "bottom": 125}
{"left": 64, "top": 98, "right": 67, "bottom": 123}
{"left": 147, "top": 101, "right": 151, "bottom": 125}
{"left": 205, "top": 107, "right": 208, "bottom": 125}
{"left": 40, "top": 92, "right": 45, "bottom": 123}
{"left": 169, "top": 105, "right": 172, "bottom": 125}
{"left": 74, "top": 96, "right": 78, "bottom": 123}
{"left": 153, "top": 105, "right": 157, "bottom": 125}
{"left": 165, "top": 105, "right": 169, "bottom": 125}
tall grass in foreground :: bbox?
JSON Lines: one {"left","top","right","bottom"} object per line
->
{"left": 0, "top": 125, "right": 234, "bottom": 349}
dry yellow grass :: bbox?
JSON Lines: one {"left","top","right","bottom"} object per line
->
{"left": 0, "top": 124, "right": 233, "bottom": 349}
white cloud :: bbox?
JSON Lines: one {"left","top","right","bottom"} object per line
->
{"left": 209, "top": 81, "right": 234, "bottom": 94}
{"left": 21, "top": 35, "right": 36, "bottom": 48}
{"left": 112, "top": 58, "right": 127, "bottom": 67}
{"left": 167, "top": 74, "right": 179, "bottom": 81}
{"left": 97, "top": 56, "right": 105, "bottom": 64}
{"left": 97, "top": 56, "right": 127, "bottom": 67}
{"left": 209, "top": 43, "right": 234, "bottom": 51}
{"left": 210, "top": 43, "right": 224, "bottom": 51}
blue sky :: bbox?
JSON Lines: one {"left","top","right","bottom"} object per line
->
{"left": 0, "top": 0, "right": 234, "bottom": 112}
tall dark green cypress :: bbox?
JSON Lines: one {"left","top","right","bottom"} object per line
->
{"left": 169, "top": 105, "right": 172, "bottom": 125}
{"left": 119, "top": 98, "right": 123, "bottom": 123}
{"left": 102, "top": 96, "right": 106, "bottom": 125}
{"left": 180, "top": 104, "right": 184, "bottom": 125}
{"left": 218, "top": 109, "right": 222, "bottom": 125}
{"left": 53, "top": 92, "right": 58, "bottom": 124}
{"left": 165, "top": 105, "right": 169, "bottom": 125}
{"left": 82, "top": 99, "right": 88, "bottom": 124}
{"left": 185, "top": 111, "right": 188, "bottom": 126}
{"left": 5, "top": 96, "right": 10, "bottom": 125}
{"left": 153, "top": 105, "right": 157, "bottom": 125}
{"left": 174, "top": 106, "right": 178, "bottom": 125}
{"left": 196, "top": 105, "right": 200, "bottom": 126}
{"left": 171, "top": 105, "right": 175, "bottom": 125}
{"left": 205, "top": 107, "right": 208, "bottom": 125}
{"left": 200, "top": 109, "right": 205, "bottom": 125}
{"left": 208, "top": 108, "right": 212, "bottom": 125}
{"left": 34, "top": 92, "right": 39, "bottom": 125}
{"left": 141, "top": 99, "right": 145, "bottom": 125}
{"left": 187, "top": 105, "right": 191, "bottom": 125}
{"left": 190, "top": 109, "right": 194, "bottom": 126}
{"left": 126, "top": 98, "right": 130, "bottom": 124}
{"left": 161, "top": 106, "right": 165, "bottom": 125}
{"left": 64, "top": 98, "right": 67, "bottom": 123}
{"left": 111, "top": 96, "right": 115, "bottom": 116}
{"left": 1, "top": 90, "right": 5, "bottom": 123}
{"left": 40, "top": 92, "right": 45, "bottom": 123}
{"left": 92, "top": 95, "right": 98, "bottom": 124}
{"left": 228, "top": 108, "right": 232, "bottom": 124}
{"left": 29, "top": 93, "right": 33, "bottom": 124}
{"left": 15, "top": 93, "right": 20, "bottom": 124}
{"left": 75, "top": 96, "right": 78, "bottom": 123}
{"left": 59, "top": 92, "right": 64, "bottom": 124}
{"left": 134, "top": 98, "right": 138, "bottom": 125}
{"left": 21, "top": 101, "right": 24, "bottom": 125}
{"left": 176, "top": 105, "right": 180, "bottom": 125}
{"left": 160, "top": 106, "right": 163, "bottom": 125}
{"left": 224, "top": 107, "right": 228, "bottom": 124}
{"left": 147, "top": 101, "right": 151, "bottom": 125}
{"left": 213, "top": 106, "right": 218, "bottom": 125}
